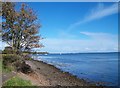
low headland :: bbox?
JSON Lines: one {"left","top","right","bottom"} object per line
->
{"left": 0, "top": 46, "right": 110, "bottom": 88}
{"left": 2, "top": 55, "right": 103, "bottom": 88}
{"left": 1, "top": 51, "right": 105, "bottom": 87}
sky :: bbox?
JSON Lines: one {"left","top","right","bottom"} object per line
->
{"left": 1, "top": 2, "right": 118, "bottom": 53}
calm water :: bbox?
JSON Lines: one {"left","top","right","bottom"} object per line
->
{"left": 32, "top": 53, "right": 118, "bottom": 86}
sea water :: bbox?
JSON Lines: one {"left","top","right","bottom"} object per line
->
{"left": 32, "top": 52, "right": 118, "bottom": 86}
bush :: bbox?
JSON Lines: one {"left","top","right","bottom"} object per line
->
{"left": 2, "top": 50, "right": 15, "bottom": 54}
{"left": 2, "top": 47, "right": 15, "bottom": 54}
{"left": 2, "top": 54, "right": 22, "bottom": 73}
{"left": 2, "top": 54, "right": 21, "bottom": 67}
{"left": 2, "top": 54, "right": 33, "bottom": 74}
{"left": 15, "top": 61, "right": 33, "bottom": 74}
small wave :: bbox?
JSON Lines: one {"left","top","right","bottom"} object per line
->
{"left": 34, "top": 57, "right": 71, "bottom": 67}
{"left": 54, "top": 62, "right": 71, "bottom": 67}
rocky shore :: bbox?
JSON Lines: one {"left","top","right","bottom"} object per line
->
{"left": 25, "top": 59, "right": 97, "bottom": 86}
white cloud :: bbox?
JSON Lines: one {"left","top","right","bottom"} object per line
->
{"left": 39, "top": 32, "right": 118, "bottom": 53}
{"left": 1, "top": 32, "right": 118, "bottom": 53}
{"left": 68, "top": 3, "right": 118, "bottom": 30}
{"left": 80, "top": 32, "right": 117, "bottom": 40}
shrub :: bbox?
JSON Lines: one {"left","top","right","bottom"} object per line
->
{"left": 2, "top": 47, "right": 16, "bottom": 54}
{"left": 2, "top": 54, "right": 33, "bottom": 74}
{"left": 2, "top": 50, "right": 15, "bottom": 54}
{"left": 15, "top": 61, "right": 33, "bottom": 74}
{"left": 2, "top": 54, "right": 22, "bottom": 73}
{"left": 2, "top": 54, "right": 21, "bottom": 66}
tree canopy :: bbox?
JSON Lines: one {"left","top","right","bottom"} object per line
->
{"left": 2, "top": 2, "right": 43, "bottom": 53}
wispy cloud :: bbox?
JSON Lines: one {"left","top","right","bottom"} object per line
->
{"left": 68, "top": 3, "right": 118, "bottom": 30}
{"left": 80, "top": 32, "right": 117, "bottom": 40}
{"left": 39, "top": 32, "right": 118, "bottom": 53}
{"left": 1, "top": 32, "right": 118, "bottom": 53}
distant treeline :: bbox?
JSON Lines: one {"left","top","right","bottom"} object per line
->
{"left": 2, "top": 50, "right": 48, "bottom": 54}
{"left": 2, "top": 46, "right": 48, "bottom": 54}
{"left": 23, "top": 51, "right": 49, "bottom": 54}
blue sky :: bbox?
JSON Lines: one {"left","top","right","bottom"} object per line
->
{"left": 1, "top": 2, "right": 118, "bottom": 53}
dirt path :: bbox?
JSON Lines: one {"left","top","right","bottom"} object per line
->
{"left": 2, "top": 71, "right": 17, "bottom": 83}
{"left": 17, "top": 72, "right": 50, "bottom": 86}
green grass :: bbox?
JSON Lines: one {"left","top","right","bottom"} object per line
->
{"left": 2, "top": 65, "right": 14, "bottom": 73}
{"left": 2, "top": 54, "right": 18, "bottom": 73}
{"left": 0, "top": 59, "right": 2, "bottom": 72}
{"left": 3, "top": 76, "right": 32, "bottom": 86}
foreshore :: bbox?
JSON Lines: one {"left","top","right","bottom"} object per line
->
{"left": 24, "top": 59, "right": 97, "bottom": 86}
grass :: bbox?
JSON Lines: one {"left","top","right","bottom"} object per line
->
{"left": 0, "top": 54, "right": 17, "bottom": 74}
{"left": 1, "top": 55, "right": 14, "bottom": 73}
{"left": 2, "top": 54, "right": 19, "bottom": 73}
{"left": 1, "top": 54, "right": 35, "bottom": 87}
{"left": 0, "top": 59, "right": 2, "bottom": 72}
{"left": 2, "top": 65, "right": 14, "bottom": 73}
{"left": 3, "top": 76, "right": 32, "bottom": 86}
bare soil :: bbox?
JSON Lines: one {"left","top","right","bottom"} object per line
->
{"left": 24, "top": 60, "right": 95, "bottom": 86}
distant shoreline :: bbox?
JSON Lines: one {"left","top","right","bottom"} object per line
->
{"left": 44, "top": 52, "right": 119, "bottom": 55}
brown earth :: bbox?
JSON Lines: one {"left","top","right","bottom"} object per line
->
{"left": 23, "top": 60, "right": 95, "bottom": 86}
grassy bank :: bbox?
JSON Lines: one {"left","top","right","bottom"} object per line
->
{"left": 3, "top": 76, "right": 32, "bottom": 86}
{"left": 0, "top": 59, "right": 2, "bottom": 72}
{"left": 2, "top": 54, "right": 16, "bottom": 73}
{"left": 2, "top": 54, "right": 34, "bottom": 87}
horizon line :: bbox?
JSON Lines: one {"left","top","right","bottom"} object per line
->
{"left": 44, "top": 51, "right": 119, "bottom": 54}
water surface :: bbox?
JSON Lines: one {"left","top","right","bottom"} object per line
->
{"left": 32, "top": 52, "right": 118, "bottom": 86}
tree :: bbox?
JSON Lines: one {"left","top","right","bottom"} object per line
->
{"left": 2, "top": 2, "right": 17, "bottom": 50}
{"left": 0, "top": 2, "right": 2, "bottom": 37}
{"left": 2, "top": 2, "right": 43, "bottom": 53}
{"left": 17, "top": 3, "right": 44, "bottom": 52}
